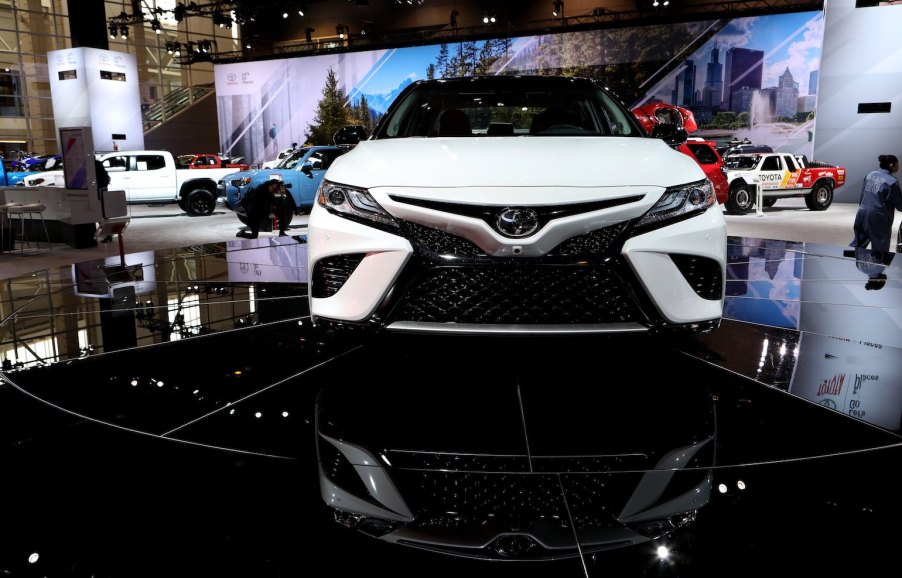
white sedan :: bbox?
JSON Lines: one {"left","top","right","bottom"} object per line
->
{"left": 307, "top": 75, "right": 726, "bottom": 335}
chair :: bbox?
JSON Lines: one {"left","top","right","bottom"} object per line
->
{"left": 6, "top": 203, "right": 51, "bottom": 254}
{"left": 486, "top": 122, "right": 514, "bottom": 136}
{"left": 530, "top": 107, "right": 579, "bottom": 134}
{"left": 0, "top": 202, "right": 20, "bottom": 253}
{"left": 438, "top": 109, "right": 472, "bottom": 136}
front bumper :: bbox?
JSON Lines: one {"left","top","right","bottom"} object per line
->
{"left": 307, "top": 202, "right": 725, "bottom": 332}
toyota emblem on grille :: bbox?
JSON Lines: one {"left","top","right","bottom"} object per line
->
{"left": 495, "top": 208, "right": 539, "bottom": 238}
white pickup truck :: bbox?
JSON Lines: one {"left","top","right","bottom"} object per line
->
{"left": 96, "top": 150, "right": 242, "bottom": 216}
{"left": 22, "top": 150, "right": 240, "bottom": 216}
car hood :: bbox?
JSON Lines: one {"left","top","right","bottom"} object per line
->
{"left": 226, "top": 168, "right": 285, "bottom": 181}
{"left": 19, "top": 170, "right": 62, "bottom": 186}
{"left": 325, "top": 137, "right": 704, "bottom": 190}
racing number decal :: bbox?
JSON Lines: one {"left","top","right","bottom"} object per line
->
{"left": 783, "top": 170, "right": 802, "bottom": 188}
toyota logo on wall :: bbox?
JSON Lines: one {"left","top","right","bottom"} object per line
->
{"left": 495, "top": 207, "right": 539, "bottom": 238}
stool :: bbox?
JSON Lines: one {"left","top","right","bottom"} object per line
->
{"left": 6, "top": 203, "right": 51, "bottom": 254}
{"left": 0, "top": 202, "right": 21, "bottom": 253}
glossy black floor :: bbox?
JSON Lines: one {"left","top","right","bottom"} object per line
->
{"left": 0, "top": 235, "right": 899, "bottom": 577}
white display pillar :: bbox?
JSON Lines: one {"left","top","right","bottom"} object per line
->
{"left": 47, "top": 47, "right": 145, "bottom": 153}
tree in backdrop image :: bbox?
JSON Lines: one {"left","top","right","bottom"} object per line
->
{"left": 347, "top": 93, "right": 379, "bottom": 135}
{"left": 306, "top": 67, "right": 351, "bottom": 145}
{"left": 431, "top": 38, "right": 511, "bottom": 80}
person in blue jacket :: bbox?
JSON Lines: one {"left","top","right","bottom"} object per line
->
{"left": 850, "top": 154, "right": 902, "bottom": 253}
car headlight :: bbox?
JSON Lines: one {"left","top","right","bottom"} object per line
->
{"left": 317, "top": 180, "right": 399, "bottom": 229}
{"left": 635, "top": 179, "right": 714, "bottom": 227}
{"left": 229, "top": 177, "right": 252, "bottom": 187}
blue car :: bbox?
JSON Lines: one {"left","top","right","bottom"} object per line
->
{"left": 218, "top": 145, "right": 345, "bottom": 228}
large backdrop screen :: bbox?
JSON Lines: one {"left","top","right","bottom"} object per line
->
{"left": 215, "top": 11, "right": 824, "bottom": 167}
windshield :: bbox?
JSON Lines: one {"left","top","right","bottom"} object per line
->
{"left": 374, "top": 76, "right": 641, "bottom": 139}
{"left": 724, "top": 155, "right": 759, "bottom": 170}
{"left": 278, "top": 148, "right": 310, "bottom": 169}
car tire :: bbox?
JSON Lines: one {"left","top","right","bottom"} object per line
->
{"left": 184, "top": 188, "right": 216, "bottom": 216}
{"left": 725, "top": 184, "right": 754, "bottom": 215}
{"left": 804, "top": 181, "right": 833, "bottom": 211}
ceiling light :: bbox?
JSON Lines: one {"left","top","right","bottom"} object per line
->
{"left": 119, "top": 25, "right": 128, "bottom": 39}
{"left": 283, "top": 11, "right": 289, "bottom": 18}
{"left": 150, "top": 18, "right": 161, "bottom": 34}
{"left": 108, "top": 22, "right": 117, "bottom": 39}
{"left": 552, "top": 0, "right": 563, "bottom": 17}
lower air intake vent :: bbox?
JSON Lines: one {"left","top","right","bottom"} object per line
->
{"left": 312, "top": 253, "right": 366, "bottom": 298}
{"left": 670, "top": 254, "right": 723, "bottom": 300}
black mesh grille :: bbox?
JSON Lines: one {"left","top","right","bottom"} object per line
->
{"left": 396, "top": 471, "right": 570, "bottom": 528}
{"left": 312, "top": 253, "right": 365, "bottom": 298}
{"left": 402, "top": 222, "right": 484, "bottom": 257}
{"left": 547, "top": 223, "right": 629, "bottom": 256}
{"left": 387, "top": 451, "right": 530, "bottom": 472}
{"left": 391, "top": 266, "right": 640, "bottom": 324}
{"left": 670, "top": 254, "right": 723, "bottom": 300}
{"left": 402, "top": 221, "right": 630, "bottom": 259}
{"left": 392, "top": 470, "right": 627, "bottom": 532}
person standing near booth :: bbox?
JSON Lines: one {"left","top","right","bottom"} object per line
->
{"left": 851, "top": 154, "right": 902, "bottom": 253}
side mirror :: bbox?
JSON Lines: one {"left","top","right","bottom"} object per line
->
{"left": 650, "top": 123, "right": 688, "bottom": 146}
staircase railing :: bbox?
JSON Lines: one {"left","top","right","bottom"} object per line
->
{"left": 143, "top": 83, "right": 215, "bottom": 131}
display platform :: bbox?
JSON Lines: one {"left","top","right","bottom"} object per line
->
{"left": 0, "top": 235, "right": 899, "bottom": 577}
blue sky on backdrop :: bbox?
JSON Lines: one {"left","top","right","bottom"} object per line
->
{"left": 694, "top": 12, "right": 823, "bottom": 95}
{"left": 356, "top": 45, "right": 441, "bottom": 96}
{"left": 354, "top": 11, "right": 823, "bottom": 105}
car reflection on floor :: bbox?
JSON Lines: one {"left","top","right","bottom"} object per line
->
{"left": 0, "top": 235, "right": 899, "bottom": 576}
